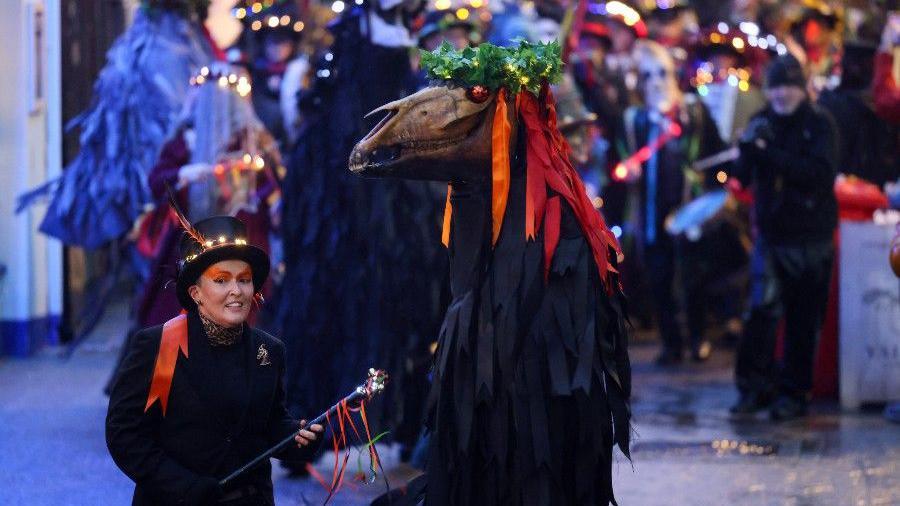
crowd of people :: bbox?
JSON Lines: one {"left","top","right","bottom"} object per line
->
{"left": 27, "top": 1, "right": 900, "bottom": 502}
{"left": 92, "top": 0, "right": 897, "bottom": 448}
{"left": 231, "top": 0, "right": 897, "bottom": 423}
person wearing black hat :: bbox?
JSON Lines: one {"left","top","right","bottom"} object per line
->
{"left": 417, "top": 8, "right": 478, "bottom": 52}
{"left": 106, "top": 214, "right": 324, "bottom": 505}
{"left": 730, "top": 54, "right": 839, "bottom": 421}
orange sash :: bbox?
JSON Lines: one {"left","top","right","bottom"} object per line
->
{"left": 144, "top": 313, "right": 189, "bottom": 416}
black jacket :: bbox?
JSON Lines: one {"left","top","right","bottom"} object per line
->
{"left": 734, "top": 101, "right": 838, "bottom": 244}
{"left": 106, "top": 311, "right": 317, "bottom": 505}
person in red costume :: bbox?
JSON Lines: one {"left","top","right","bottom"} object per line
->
{"left": 136, "top": 64, "right": 282, "bottom": 331}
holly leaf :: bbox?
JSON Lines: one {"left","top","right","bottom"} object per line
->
{"left": 420, "top": 40, "right": 563, "bottom": 95}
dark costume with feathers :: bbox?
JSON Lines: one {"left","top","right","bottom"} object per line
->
{"left": 279, "top": 5, "right": 446, "bottom": 448}
{"left": 17, "top": 8, "right": 214, "bottom": 248}
{"left": 351, "top": 41, "right": 633, "bottom": 505}
{"left": 426, "top": 121, "right": 631, "bottom": 506}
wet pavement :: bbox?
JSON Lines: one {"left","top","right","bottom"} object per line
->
{"left": 1, "top": 307, "right": 897, "bottom": 505}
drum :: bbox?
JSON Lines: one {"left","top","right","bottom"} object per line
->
{"left": 665, "top": 189, "right": 733, "bottom": 241}
{"left": 666, "top": 189, "right": 750, "bottom": 285}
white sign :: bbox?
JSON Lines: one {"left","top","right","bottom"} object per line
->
{"left": 839, "top": 221, "right": 900, "bottom": 410}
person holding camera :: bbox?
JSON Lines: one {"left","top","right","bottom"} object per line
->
{"left": 729, "top": 54, "right": 839, "bottom": 421}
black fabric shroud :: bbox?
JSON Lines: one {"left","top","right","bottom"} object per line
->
{"left": 278, "top": 9, "right": 448, "bottom": 447}
{"left": 424, "top": 133, "right": 632, "bottom": 506}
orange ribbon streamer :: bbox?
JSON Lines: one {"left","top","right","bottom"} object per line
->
{"left": 441, "top": 185, "right": 452, "bottom": 247}
{"left": 144, "top": 313, "right": 189, "bottom": 416}
{"left": 491, "top": 88, "right": 512, "bottom": 245}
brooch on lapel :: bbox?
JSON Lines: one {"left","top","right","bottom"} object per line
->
{"left": 257, "top": 344, "right": 271, "bottom": 366}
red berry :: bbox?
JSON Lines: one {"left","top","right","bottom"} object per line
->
{"left": 466, "top": 85, "right": 491, "bottom": 103}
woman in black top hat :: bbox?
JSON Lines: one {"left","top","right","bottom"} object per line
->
{"left": 107, "top": 213, "right": 323, "bottom": 506}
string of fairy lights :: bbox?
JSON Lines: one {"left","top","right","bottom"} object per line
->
{"left": 692, "top": 21, "right": 789, "bottom": 96}
{"left": 190, "top": 66, "right": 253, "bottom": 97}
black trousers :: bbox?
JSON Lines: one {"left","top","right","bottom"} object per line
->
{"left": 735, "top": 239, "right": 834, "bottom": 400}
{"left": 645, "top": 239, "right": 683, "bottom": 351}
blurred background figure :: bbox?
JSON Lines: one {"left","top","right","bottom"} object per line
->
{"left": 818, "top": 11, "right": 898, "bottom": 187}
{"left": 690, "top": 22, "right": 767, "bottom": 143}
{"left": 616, "top": 40, "right": 730, "bottom": 365}
{"left": 279, "top": 0, "right": 452, "bottom": 469}
{"left": 644, "top": 0, "right": 699, "bottom": 87}
{"left": 417, "top": 5, "right": 480, "bottom": 51}
{"left": 730, "top": 54, "right": 839, "bottom": 421}
{"left": 246, "top": 2, "right": 305, "bottom": 145}
{"left": 788, "top": 1, "right": 842, "bottom": 91}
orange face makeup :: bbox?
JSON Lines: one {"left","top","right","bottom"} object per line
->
{"left": 203, "top": 266, "right": 253, "bottom": 283}
{"left": 191, "top": 259, "right": 255, "bottom": 327}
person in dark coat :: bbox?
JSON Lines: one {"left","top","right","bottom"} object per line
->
{"left": 618, "top": 40, "right": 730, "bottom": 365}
{"left": 730, "top": 54, "right": 839, "bottom": 421}
{"left": 107, "top": 215, "right": 323, "bottom": 505}
{"left": 817, "top": 42, "right": 898, "bottom": 187}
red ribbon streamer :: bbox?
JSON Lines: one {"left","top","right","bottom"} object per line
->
{"left": 519, "top": 87, "right": 622, "bottom": 291}
{"left": 316, "top": 398, "right": 383, "bottom": 503}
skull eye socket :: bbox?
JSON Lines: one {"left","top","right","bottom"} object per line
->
{"left": 466, "top": 85, "right": 491, "bottom": 103}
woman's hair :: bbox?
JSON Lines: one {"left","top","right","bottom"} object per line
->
{"left": 631, "top": 39, "right": 675, "bottom": 73}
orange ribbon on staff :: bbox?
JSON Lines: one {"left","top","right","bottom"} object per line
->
{"left": 144, "top": 313, "right": 189, "bottom": 416}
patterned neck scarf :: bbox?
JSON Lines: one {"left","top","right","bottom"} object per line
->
{"left": 198, "top": 311, "right": 243, "bottom": 347}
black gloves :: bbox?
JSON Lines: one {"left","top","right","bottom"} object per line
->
{"left": 739, "top": 117, "right": 774, "bottom": 160}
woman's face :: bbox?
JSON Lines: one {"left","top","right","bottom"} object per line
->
{"left": 639, "top": 58, "right": 678, "bottom": 113}
{"left": 189, "top": 259, "right": 254, "bottom": 327}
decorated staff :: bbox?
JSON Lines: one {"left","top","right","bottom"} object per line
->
{"left": 219, "top": 369, "right": 389, "bottom": 501}
{"left": 106, "top": 204, "right": 325, "bottom": 506}
{"left": 350, "top": 40, "right": 631, "bottom": 506}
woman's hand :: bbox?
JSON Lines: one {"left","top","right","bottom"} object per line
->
{"left": 294, "top": 419, "right": 324, "bottom": 448}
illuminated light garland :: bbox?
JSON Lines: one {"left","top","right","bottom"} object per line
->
{"left": 421, "top": 40, "right": 563, "bottom": 95}
{"left": 190, "top": 67, "right": 252, "bottom": 97}
{"left": 691, "top": 64, "right": 752, "bottom": 94}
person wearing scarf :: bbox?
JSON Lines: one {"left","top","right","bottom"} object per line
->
{"left": 107, "top": 215, "right": 323, "bottom": 505}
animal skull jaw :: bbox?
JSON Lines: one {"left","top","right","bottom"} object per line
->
{"left": 348, "top": 85, "right": 499, "bottom": 182}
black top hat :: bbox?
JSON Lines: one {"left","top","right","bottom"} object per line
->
{"left": 175, "top": 215, "right": 270, "bottom": 310}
